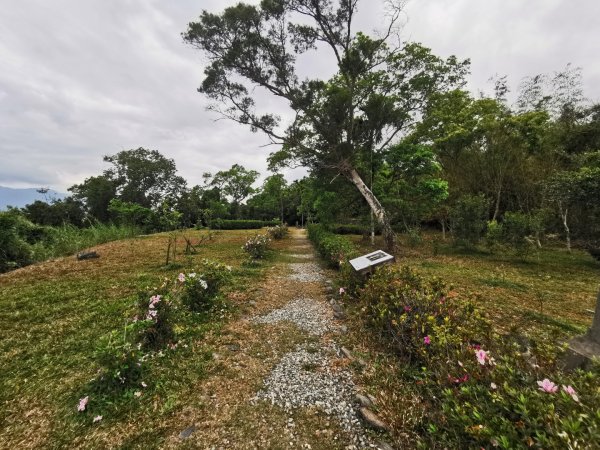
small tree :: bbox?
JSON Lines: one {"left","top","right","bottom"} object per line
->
{"left": 450, "top": 194, "right": 488, "bottom": 247}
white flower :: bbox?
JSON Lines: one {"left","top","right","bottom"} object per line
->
{"left": 93, "top": 415, "right": 102, "bottom": 423}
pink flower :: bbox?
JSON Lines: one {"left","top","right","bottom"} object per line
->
{"left": 93, "top": 415, "right": 102, "bottom": 423}
{"left": 423, "top": 335, "right": 431, "bottom": 345}
{"left": 77, "top": 396, "right": 89, "bottom": 412}
{"left": 403, "top": 305, "right": 411, "bottom": 312}
{"left": 339, "top": 287, "right": 346, "bottom": 295}
{"left": 178, "top": 273, "right": 186, "bottom": 282}
{"left": 562, "top": 385, "right": 579, "bottom": 401}
{"left": 146, "top": 309, "right": 158, "bottom": 320}
{"left": 149, "top": 295, "right": 161, "bottom": 308}
{"left": 537, "top": 378, "right": 558, "bottom": 393}
{"left": 475, "top": 349, "right": 488, "bottom": 366}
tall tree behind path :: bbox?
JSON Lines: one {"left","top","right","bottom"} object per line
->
{"left": 183, "top": 0, "right": 469, "bottom": 251}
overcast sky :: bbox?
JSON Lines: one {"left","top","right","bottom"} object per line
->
{"left": 0, "top": 0, "right": 598, "bottom": 192}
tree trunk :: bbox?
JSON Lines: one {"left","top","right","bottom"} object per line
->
{"left": 370, "top": 210, "right": 375, "bottom": 245}
{"left": 560, "top": 203, "right": 571, "bottom": 252}
{"left": 348, "top": 168, "right": 396, "bottom": 252}
{"left": 492, "top": 186, "right": 502, "bottom": 221}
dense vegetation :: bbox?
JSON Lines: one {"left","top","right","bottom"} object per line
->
{"left": 308, "top": 227, "right": 600, "bottom": 448}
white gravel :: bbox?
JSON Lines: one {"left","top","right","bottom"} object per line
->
{"left": 288, "top": 262, "right": 325, "bottom": 282}
{"left": 253, "top": 345, "right": 375, "bottom": 448}
{"left": 288, "top": 253, "right": 314, "bottom": 259}
{"left": 253, "top": 298, "right": 334, "bottom": 335}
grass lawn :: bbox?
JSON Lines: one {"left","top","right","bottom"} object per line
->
{"left": 349, "top": 231, "right": 600, "bottom": 342}
{"left": 0, "top": 229, "right": 268, "bottom": 449}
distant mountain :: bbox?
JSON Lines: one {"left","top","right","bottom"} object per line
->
{"left": 0, "top": 186, "right": 67, "bottom": 210}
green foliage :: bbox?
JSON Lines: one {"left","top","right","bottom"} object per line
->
{"left": 267, "top": 224, "right": 289, "bottom": 239}
{"left": 501, "top": 212, "right": 533, "bottom": 256}
{"left": 450, "top": 194, "right": 489, "bottom": 246}
{"left": 360, "top": 265, "right": 488, "bottom": 362}
{"left": 134, "top": 293, "right": 176, "bottom": 351}
{"left": 307, "top": 224, "right": 357, "bottom": 268}
{"left": 178, "top": 260, "right": 232, "bottom": 312}
{"left": 242, "top": 233, "right": 271, "bottom": 260}
{"left": 0, "top": 211, "right": 34, "bottom": 272}
{"left": 485, "top": 219, "right": 504, "bottom": 252}
{"left": 329, "top": 223, "right": 381, "bottom": 235}
{"left": 93, "top": 322, "right": 147, "bottom": 391}
{"left": 108, "top": 198, "right": 156, "bottom": 230}
{"left": 22, "top": 198, "right": 85, "bottom": 227}
{"left": 486, "top": 213, "right": 535, "bottom": 257}
{"left": 358, "top": 265, "right": 600, "bottom": 448}
{"left": 103, "top": 148, "right": 185, "bottom": 209}
{"left": 210, "top": 219, "right": 278, "bottom": 229}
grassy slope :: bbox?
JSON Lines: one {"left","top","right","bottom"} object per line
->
{"left": 0, "top": 229, "right": 265, "bottom": 449}
{"left": 350, "top": 231, "right": 600, "bottom": 341}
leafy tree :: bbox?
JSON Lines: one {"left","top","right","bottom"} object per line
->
{"left": 69, "top": 175, "right": 118, "bottom": 222}
{"left": 22, "top": 197, "right": 85, "bottom": 227}
{"left": 248, "top": 174, "right": 287, "bottom": 222}
{"left": 376, "top": 143, "right": 448, "bottom": 231}
{"left": 183, "top": 0, "right": 468, "bottom": 250}
{"left": 450, "top": 194, "right": 489, "bottom": 247}
{"left": 103, "top": 148, "right": 186, "bottom": 209}
{"left": 205, "top": 164, "right": 259, "bottom": 218}
{"left": 544, "top": 165, "right": 600, "bottom": 251}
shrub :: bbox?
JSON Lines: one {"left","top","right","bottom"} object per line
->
{"left": 358, "top": 265, "right": 600, "bottom": 448}
{"left": 0, "top": 212, "right": 33, "bottom": 272}
{"left": 450, "top": 194, "right": 489, "bottom": 246}
{"left": 94, "top": 321, "right": 147, "bottom": 391}
{"left": 242, "top": 233, "right": 271, "bottom": 259}
{"left": 329, "top": 223, "right": 382, "bottom": 236}
{"left": 268, "top": 224, "right": 289, "bottom": 239}
{"left": 133, "top": 292, "right": 176, "bottom": 350}
{"left": 210, "top": 219, "right": 279, "bottom": 230}
{"left": 485, "top": 219, "right": 504, "bottom": 252}
{"left": 177, "top": 260, "right": 232, "bottom": 312}
{"left": 501, "top": 211, "right": 533, "bottom": 257}
{"left": 307, "top": 224, "right": 357, "bottom": 268}
{"left": 360, "top": 265, "right": 490, "bottom": 364}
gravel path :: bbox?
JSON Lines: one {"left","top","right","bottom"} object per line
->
{"left": 253, "top": 344, "right": 374, "bottom": 448}
{"left": 253, "top": 297, "right": 335, "bottom": 335}
{"left": 288, "top": 253, "right": 314, "bottom": 259}
{"left": 251, "top": 231, "right": 381, "bottom": 449}
{"left": 287, "top": 262, "right": 325, "bottom": 282}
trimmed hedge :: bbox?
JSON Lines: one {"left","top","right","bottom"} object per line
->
{"left": 307, "top": 224, "right": 357, "bottom": 268}
{"left": 209, "top": 219, "right": 279, "bottom": 230}
{"left": 329, "top": 223, "right": 382, "bottom": 235}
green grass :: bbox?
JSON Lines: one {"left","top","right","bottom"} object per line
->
{"left": 0, "top": 229, "right": 268, "bottom": 449}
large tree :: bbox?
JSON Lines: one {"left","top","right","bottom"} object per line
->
{"left": 103, "top": 148, "right": 186, "bottom": 209}
{"left": 205, "top": 164, "right": 259, "bottom": 218}
{"left": 183, "top": 0, "right": 468, "bottom": 251}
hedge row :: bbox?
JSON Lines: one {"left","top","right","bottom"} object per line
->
{"left": 209, "top": 219, "right": 280, "bottom": 230}
{"left": 307, "top": 224, "right": 357, "bottom": 268}
{"left": 328, "top": 223, "right": 382, "bottom": 235}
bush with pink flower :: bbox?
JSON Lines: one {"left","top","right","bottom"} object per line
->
{"left": 357, "top": 264, "right": 600, "bottom": 448}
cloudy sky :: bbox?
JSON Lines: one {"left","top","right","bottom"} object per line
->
{"left": 1, "top": 0, "right": 598, "bottom": 192}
